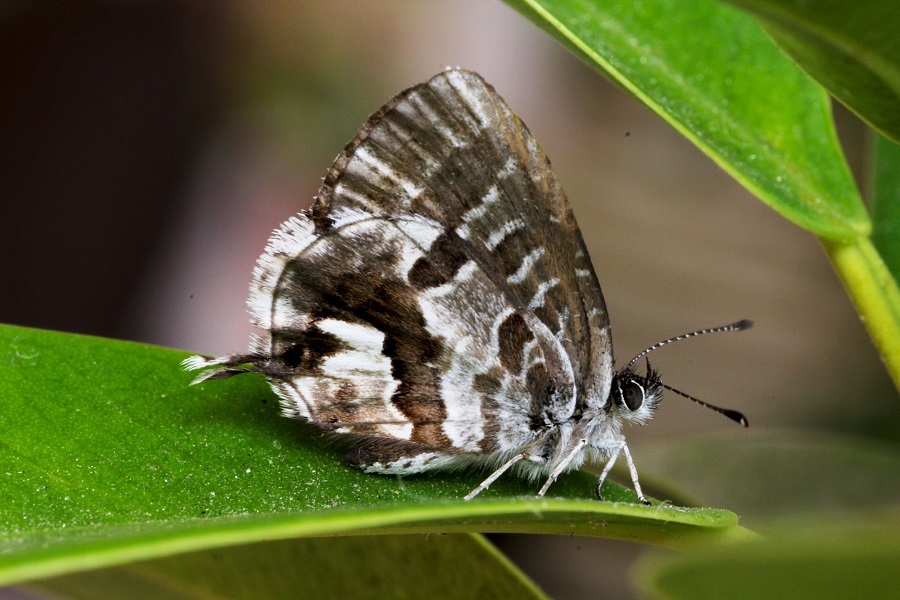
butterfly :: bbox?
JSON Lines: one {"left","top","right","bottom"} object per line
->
{"left": 183, "top": 68, "right": 749, "bottom": 504}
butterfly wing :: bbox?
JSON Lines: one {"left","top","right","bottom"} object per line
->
{"left": 248, "top": 209, "right": 575, "bottom": 460}
{"left": 313, "top": 69, "right": 614, "bottom": 411}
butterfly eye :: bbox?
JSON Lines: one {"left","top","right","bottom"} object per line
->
{"left": 622, "top": 381, "right": 645, "bottom": 411}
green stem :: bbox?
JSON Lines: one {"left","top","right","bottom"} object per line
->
{"left": 821, "top": 236, "right": 900, "bottom": 393}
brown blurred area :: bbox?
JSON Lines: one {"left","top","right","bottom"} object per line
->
{"left": 1, "top": 2, "right": 896, "bottom": 598}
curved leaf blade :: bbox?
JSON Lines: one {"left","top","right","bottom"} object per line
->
{"left": 0, "top": 324, "right": 751, "bottom": 585}
{"left": 637, "top": 513, "right": 900, "bottom": 600}
{"left": 726, "top": 0, "right": 900, "bottom": 144}
{"left": 640, "top": 430, "right": 900, "bottom": 527}
{"left": 505, "top": 0, "right": 869, "bottom": 240}
{"left": 28, "top": 534, "right": 548, "bottom": 600}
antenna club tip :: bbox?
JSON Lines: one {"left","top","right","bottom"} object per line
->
{"left": 721, "top": 408, "right": 749, "bottom": 427}
{"left": 734, "top": 319, "right": 753, "bottom": 330}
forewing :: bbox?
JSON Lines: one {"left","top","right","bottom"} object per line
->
{"left": 313, "top": 69, "right": 614, "bottom": 409}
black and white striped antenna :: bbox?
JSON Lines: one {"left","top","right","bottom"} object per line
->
{"left": 627, "top": 319, "right": 752, "bottom": 426}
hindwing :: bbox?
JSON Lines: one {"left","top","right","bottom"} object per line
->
{"left": 250, "top": 209, "right": 576, "bottom": 455}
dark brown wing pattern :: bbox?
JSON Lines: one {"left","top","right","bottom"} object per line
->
{"left": 313, "top": 69, "right": 615, "bottom": 414}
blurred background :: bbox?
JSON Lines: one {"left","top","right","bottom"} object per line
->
{"left": 1, "top": 2, "right": 897, "bottom": 598}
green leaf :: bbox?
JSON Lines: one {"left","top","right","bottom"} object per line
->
{"left": 725, "top": 0, "right": 900, "bottom": 145}
{"left": 504, "top": 0, "right": 868, "bottom": 240}
{"left": 0, "top": 324, "right": 751, "bottom": 586}
{"left": 27, "top": 534, "right": 547, "bottom": 600}
{"left": 639, "top": 430, "right": 900, "bottom": 527}
{"left": 872, "top": 134, "right": 900, "bottom": 282}
{"left": 636, "top": 512, "right": 900, "bottom": 600}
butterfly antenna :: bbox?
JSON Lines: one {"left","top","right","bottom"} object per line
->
{"left": 626, "top": 319, "right": 752, "bottom": 370}
{"left": 659, "top": 381, "right": 748, "bottom": 426}
{"left": 627, "top": 320, "right": 752, "bottom": 426}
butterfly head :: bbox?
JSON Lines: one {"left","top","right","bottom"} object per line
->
{"left": 610, "top": 359, "right": 662, "bottom": 425}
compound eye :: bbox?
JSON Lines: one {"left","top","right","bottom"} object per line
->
{"left": 622, "top": 381, "right": 645, "bottom": 411}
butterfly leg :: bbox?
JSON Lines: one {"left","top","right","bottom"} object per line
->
{"left": 594, "top": 441, "right": 650, "bottom": 505}
{"left": 464, "top": 452, "right": 531, "bottom": 500}
{"left": 622, "top": 442, "right": 651, "bottom": 505}
{"left": 594, "top": 444, "right": 623, "bottom": 501}
{"left": 536, "top": 438, "right": 588, "bottom": 498}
